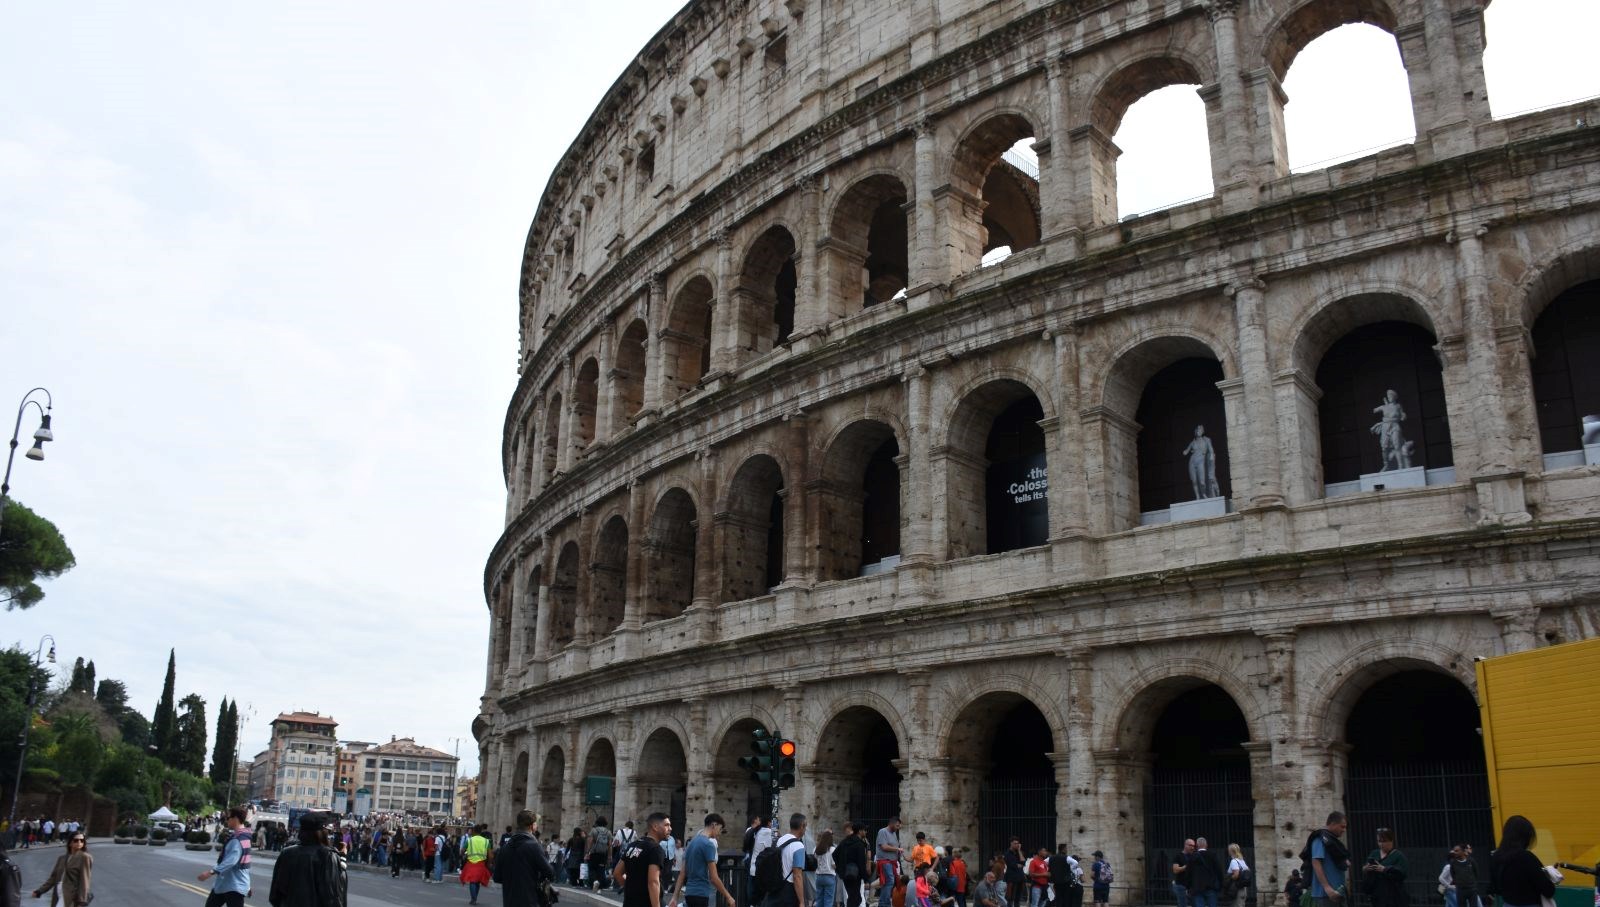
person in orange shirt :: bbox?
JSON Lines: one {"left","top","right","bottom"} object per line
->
{"left": 912, "top": 834, "right": 938, "bottom": 871}
{"left": 950, "top": 849, "right": 970, "bottom": 907}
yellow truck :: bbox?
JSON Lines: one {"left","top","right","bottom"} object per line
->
{"left": 1476, "top": 636, "right": 1600, "bottom": 907}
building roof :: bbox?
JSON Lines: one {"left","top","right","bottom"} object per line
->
{"left": 272, "top": 711, "right": 338, "bottom": 727}
{"left": 370, "top": 737, "right": 456, "bottom": 761}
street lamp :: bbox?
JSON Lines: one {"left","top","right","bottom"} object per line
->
{"left": 7, "top": 634, "right": 57, "bottom": 843}
{"left": 0, "top": 387, "right": 55, "bottom": 535}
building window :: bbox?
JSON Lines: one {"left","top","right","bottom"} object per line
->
{"left": 380, "top": 772, "right": 391, "bottom": 782}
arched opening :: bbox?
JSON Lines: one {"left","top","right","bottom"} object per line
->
{"left": 542, "top": 392, "right": 564, "bottom": 482}
{"left": 615, "top": 318, "right": 649, "bottom": 431}
{"left": 814, "top": 706, "right": 902, "bottom": 841}
{"left": 951, "top": 115, "right": 1040, "bottom": 271}
{"left": 1530, "top": 280, "right": 1600, "bottom": 460}
{"left": 1112, "top": 83, "right": 1215, "bottom": 219}
{"left": 1136, "top": 358, "right": 1232, "bottom": 519}
{"left": 665, "top": 277, "right": 716, "bottom": 402}
{"left": 583, "top": 739, "right": 618, "bottom": 824}
{"left": 539, "top": 747, "right": 565, "bottom": 835}
{"left": 947, "top": 381, "right": 1049, "bottom": 559}
{"left": 636, "top": 729, "right": 689, "bottom": 836}
{"left": 519, "top": 424, "right": 538, "bottom": 501}
{"left": 550, "top": 542, "right": 580, "bottom": 649}
{"left": 574, "top": 358, "right": 600, "bottom": 448}
{"left": 720, "top": 455, "right": 787, "bottom": 602}
{"left": 946, "top": 692, "right": 1057, "bottom": 862}
{"left": 1089, "top": 56, "right": 1210, "bottom": 225}
{"left": 713, "top": 717, "right": 775, "bottom": 841}
{"left": 818, "top": 421, "right": 902, "bottom": 580}
{"left": 512, "top": 750, "right": 530, "bottom": 811}
{"left": 1271, "top": 7, "right": 1414, "bottom": 173}
{"left": 827, "top": 175, "right": 909, "bottom": 315}
{"left": 491, "top": 584, "right": 512, "bottom": 684}
{"left": 1343, "top": 670, "right": 1493, "bottom": 897}
{"left": 1315, "top": 321, "right": 1452, "bottom": 493}
{"left": 738, "top": 226, "right": 798, "bottom": 354}
{"left": 643, "top": 488, "right": 698, "bottom": 621}
{"left": 590, "top": 515, "right": 629, "bottom": 640}
{"left": 523, "top": 564, "right": 541, "bottom": 658}
{"left": 1140, "top": 684, "right": 1253, "bottom": 905}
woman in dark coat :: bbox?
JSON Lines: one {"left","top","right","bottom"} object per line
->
{"left": 1361, "top": 827, "right": 1409, "bottom": 907}
{"left": 1490, "top": 816, "right": 1556, "bottom": 907}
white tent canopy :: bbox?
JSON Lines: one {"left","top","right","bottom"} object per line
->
{"left": 148, "top": 806, "right": 179, "bottom": 821}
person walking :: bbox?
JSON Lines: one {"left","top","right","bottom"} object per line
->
{"left": 461, "top": 824, "right": 495, "bottom": 905}
{"left": 566, "top": 827, "right": 588, "bottom": 885}
{"left": 876, "top": 818, "right": 905, "bottom": 907}
{"left": 815, "top": 829, "right": 840, "bottom": 907}
{"left": 268, "top": 813, "right": 347, "bottom": 907}
{"left": 198, "top": 808, "right": 252, "bottom": 907}
{"left": 1089, "top": 852, "right": 1111, "bottom": 907}
{"left": 1223, "top": 845, "right": 1250, "bottom": 907}
{"left": 590, "top": 818, "right": 614, "bottom": 891}
{"left": 616, "top": 813, "right": 670, "bottom": 907}
{"left": 495, "top": 810, "right": 555, "bottom": 907}
{"left": 31, "top": 832, "right": 92, "bottom": 907}
{"left": 670, "top": 813, "right": 737, "bottom": 907}
{"left": 1308, "top": 812, "right": 1351, "bottom": 907}
{"left": 763, "top": 814, "right": 810, "bottom": 907}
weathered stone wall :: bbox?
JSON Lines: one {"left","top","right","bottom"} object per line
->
{"left": 479, "top": 0, "right": 1600, "bottom": 901}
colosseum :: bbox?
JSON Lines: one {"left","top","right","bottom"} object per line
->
{"left": 477, "top": 0, "right": 1600, "bottom": 901}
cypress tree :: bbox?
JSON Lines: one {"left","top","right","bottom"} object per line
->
{"left": 151, "top": 649, "right": 178, "bottom": 764}
{"left": 209, "top": 697, "right": 237, "bottom": 782}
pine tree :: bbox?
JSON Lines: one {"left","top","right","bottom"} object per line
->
{"left": 151, "top": 649, "right": 177, "bottom": 764}
{"left": 209, "top": 697, "right": 238, "bottom": 782}
{"left": 68, "top": 656, "right": 87, "bottom": 693}
{"left": 174, "top": 693, "right": 207, "bottom": 777}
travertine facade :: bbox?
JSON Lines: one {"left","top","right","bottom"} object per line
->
{"left": 478, "top": 0, "right": 1600, "bottom": 902}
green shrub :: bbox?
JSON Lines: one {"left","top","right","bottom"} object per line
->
{"left": 150, "top": 827, "right": 168, "bottom": 841}
{"left": 115, "top": 823, "right": 134, "bottom": 838}
{"left": 133, "top": 824, "right": 148, "bottom": 838}
{"left": 186, "top": 830, "right": 210, "bottom": 844}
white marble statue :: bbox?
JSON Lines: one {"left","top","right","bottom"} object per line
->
{"left": 1370, "top": 389, "right": 1413, "bottom": 471}
{"left": 1181, "top": 424, "right": 1221, "bottom": 500}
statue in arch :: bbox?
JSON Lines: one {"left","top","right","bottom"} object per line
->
{"left": 1181, "top": 424, "right": 1221, "bottom": 500}
{"left": 1370, "top": 389, "right": 1413, "bottom": 471}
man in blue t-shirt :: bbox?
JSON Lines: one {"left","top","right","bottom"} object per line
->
{"left": 1310, "top": 812, "right": 1350, "bottom": 907}
{"left": 670, "top": 813, "right": 737, "bottom": 907}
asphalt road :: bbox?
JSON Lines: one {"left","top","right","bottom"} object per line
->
{"left": 3, "top": 839, "right": 577, "bottom": 907}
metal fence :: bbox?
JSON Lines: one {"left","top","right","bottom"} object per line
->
{"left": 1343, "top": 760, "right": 1494, "bottom": 907}
{"left": 978, "top": 778, "right": 1059, "bottom": 861}
{"left": 1143, "top": 765, "right": 1256, "bottom": 907}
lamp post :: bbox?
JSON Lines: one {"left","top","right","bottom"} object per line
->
{"left": 0, "top": 387, "right": 54, "bottom": 535}
{"left": 7, "top": 634, "right": 57, "bottom": 843}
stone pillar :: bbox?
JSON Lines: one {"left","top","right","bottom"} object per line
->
{"left": 685, "top": 698, "right": 714, "bottom": 825}
{"left": 575, "top": 507, "right": 599, "bottom": 643}
{"left": 1273, "top": 370, "right": 1323, "bottom": 504}
{"left": 1049, "top": 328, "right": 1091, "bottom": 551}
{"left": 1041, "top": 56, "right": 1081, "bottom": 253}
{"left": 1295, "top": 742, "right": 1351, "bottom": 843}
{"left": 712, "top": 231, "right": 739, "bottom": 375}
{"left": 794, "top": 175, "right": 825, "bottom": 338}
{"left": 901, "top": 365, "right": 935, "bottom": 564}
{"left": 642, "top": 276, "right": 666, "bottom": 416}
{"left": 1226, "top": 279, "right": 1285, "bottom": 509}
{"left": 1259, "top": 631, "right": 1301, "bottom": 904}
{"left": 1493, "top": 606, "right": 1542, "bottom": 654}
{"left": 689, "top": 449, "right": 721, "bottom": 641}
{"left": 561, "top": 355, "right": 579, "bottom": 473}
{"left": 532, "top": 538, "right": 554, "bottom": 659}
{"left": 598, "top": 320, "right": 617, "bottom": 446}
{"left": 1059, "top": 650, "right": 1096, "bottom": 852}
{"left": 562, "top": 723, "right": 585, "bottom": 833}
{"left": 1417, "top": 0, "right": 1478, "bottom": 158}
{"left": 1452, "top": 226, "right": 1513, "bottom": 473}
{"left": 1205, "top": 0, "right": 1257, "bottom": 206}
{"left": 908, "top": 118, "right": 941, "bottom": 301}
{"left": 1070, "top": 125, "right": 1121, "bottom": 230}
{"left": 614, "top": 715, "right": 637, "bottom": 826}
{"left": 782, "top": 414, "right": 811, "bottom": 586}
{"left": 1091, "top": 751, "right": 1151, "bottom": 907}
{"left": 509, "top": 553, "right": 532, "bottom": 683}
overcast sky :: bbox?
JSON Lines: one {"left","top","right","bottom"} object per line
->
{"left": 2, "top": 1, "right": 1596, "bottom": 782}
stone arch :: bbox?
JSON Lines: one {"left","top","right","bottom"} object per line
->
{"left": 824, "top": 171, "right": 911, "bottom": 314}
{"left": 589, "top": 514, "right": 629, "bottom": 640}
{"left": 737, "top": 224, "right": 799, "bottom": 353}
{"left": 1102, "top": 659, "right": 1262, "bottom": 754}
{"left": 635, "top": 726, "right": 689, "bottom": 830}
{"left": 813, "top": 698, "right": 907, "bottom": 837}
{"left": 1302, "top": 642, "right": 1478, "bottom": 745}
{"left": 542, "top": 391, "right": 564, "bottom": 482}
{"left": 943, "top": 376, "right": 1055, "bottom": 558}
{"left": 711, "top": 709, "right": 782, "bottom": 827}
{"left": 539, "top": 745, "right": 566, "bottom": 833}
{"left": 719, "top": 453, "right": 788, "bottom": 602}
{"left": 940, "top": 681, "right": 1065, "bottom": 859}
{"left": 550, "top": 540, "right": 581, "bottom": 649}
{"left": 665, "top": 275, "right": 716, "bottom": 402}
{"left": 939, "top": 366, "right": 1059, "bottom": 450}
{"left": 949, "top": 110, "right": 1042, "bottom": 271}
{"left": 615, "top": 318, "right": 649, "bottom": 432}
{"left": 644, "top": 486, "right": 699, "bottom": 621}
{"left": 1514, "top": 241, "right": 1600, "bottom": 329}
{"left": 1099, "top": 333, "right": 1236, "bottom": 525}
{"left": 574, "top": 357, "right": 600, "bottom": 448}
{"left": 511, "top": 749, "right": 530, "bottom": 811}
{"left": 1085, "top": 53, "right": 1213, "bottom": 225}
{"left": 581, "top": 735, "right": 619, "bottom": 822}
{"left": 1264, "top": 0, "right": 1403, "bottom": 83}
{"left": 934, "top": 673, "right": 1070, "bottom": 758}
{"left": 1287, "top": 284, "right": 1446, "bottom": 377}
{"left": 817, "top": 418, "right": 904, "bottom": 580}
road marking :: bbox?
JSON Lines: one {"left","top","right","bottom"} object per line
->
{"left": 163, "top": 878, "right": 265, "bottom": 905}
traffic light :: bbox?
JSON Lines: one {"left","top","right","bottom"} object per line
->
{"left": 776, "top": 739, "right": 797, "bottom": 790}
{"left": 738, "top": 727, "right": 777, "bottom": 788}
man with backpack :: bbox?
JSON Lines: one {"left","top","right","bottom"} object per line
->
{"left": 1305, "top": 812, "right": 1351, "bottom": 907}
{"left": 496, "top": 810, "right": 555, "bottom": 907}
{"left": 589, "top": 818, "right": 614, "bottom": 891}
{"left": 756, "top": 813, "right": 809, "bottom": 907}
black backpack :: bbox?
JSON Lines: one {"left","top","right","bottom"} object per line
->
{"left": 756, "top": 836, "right": 798, "bottom": 895}
{"left": 0, "top": 853, "right": 20, "bottom": 907}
